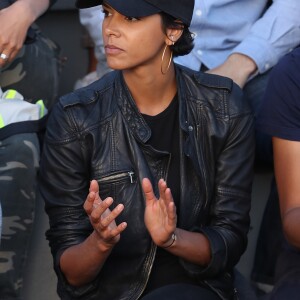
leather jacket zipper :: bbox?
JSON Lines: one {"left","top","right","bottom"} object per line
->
{"left": 134, "top": 242, "right": 157, "bottom": 300}
{"left": 98, "top": 171, "right": 136, "bottom": 184}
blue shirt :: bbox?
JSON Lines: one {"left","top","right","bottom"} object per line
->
{"left": 257, "top": 47, "right": 300, "bottom": 141}
{"left": 175, "top": 0, "right": 300, "bottom": 74}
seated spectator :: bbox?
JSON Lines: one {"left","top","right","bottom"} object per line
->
{"left": 74, "top": 5, "right": 300, "bottom": 289}
{"left": 256, "top": 47, "right": 300, "bottom": 299}
{"left": 0, "top": 0, "right": 61, "bottom": 297}
{"left": 38, "top": 0, "right": 255, "bottom": 299}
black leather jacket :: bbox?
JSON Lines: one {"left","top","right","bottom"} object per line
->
{"left": 39, "top": 65, "right": 255, "bottom": 300}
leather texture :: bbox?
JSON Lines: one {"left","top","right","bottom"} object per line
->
{"left": 39, "top": 64, "right": 255, "bottom": 300}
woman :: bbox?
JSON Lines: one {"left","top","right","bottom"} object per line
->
{"left": 39, "top": 0, "right": 255, "bottom": 299}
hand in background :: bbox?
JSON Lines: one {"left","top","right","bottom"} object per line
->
{"left": 0, "top": 0, "right": 49, "bottom": 67}
{"left": 207, "top": 53, "right": 257, "bottom": 88}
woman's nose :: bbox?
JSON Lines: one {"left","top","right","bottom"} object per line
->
{"left": 103, "top": 17, "right": 121, "bottom": 38}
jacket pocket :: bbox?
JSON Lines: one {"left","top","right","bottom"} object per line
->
{"left": 98, "top": 171, "right": 136, "bottom": 185}
{"left": 96, "top": 170, "right": 137, "bottom": 210}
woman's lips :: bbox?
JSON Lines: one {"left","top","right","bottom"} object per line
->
{"left": 105, "top": 45, "right": 124, "bottom": 55}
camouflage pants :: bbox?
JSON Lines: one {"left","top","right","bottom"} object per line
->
{"left": 0, "top": 201, "right": 2, "bottom": 241}
{"left": 0, "top": 133, "right": 40, "bottom": 299}
{"left": 0, "top": 27, "right": 61, "bottom": 299}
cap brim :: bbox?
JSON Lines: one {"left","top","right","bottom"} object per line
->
{"left": 110, "top": 0, "right": 160, "bottom": 17}
{"left": 76, "top": 0, "right": 102, "bottom": 8}
{"left": 76, "top": 0, "right": 160, "bottom": 18}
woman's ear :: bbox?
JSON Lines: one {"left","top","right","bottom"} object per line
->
{"left": 165, "top": 28, "right": 183, "bottom": 45}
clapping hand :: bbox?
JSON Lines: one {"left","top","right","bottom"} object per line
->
{"left": 84, "top": 180, "right": 127, "bottom": 248}
{"left": 143, "top": 178, "right": 177, "bottom": 248}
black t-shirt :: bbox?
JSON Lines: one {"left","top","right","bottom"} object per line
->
{"left": 141, "top": 94, "right": 198, "bottom": 295}
{"left": 142, "top": 94, "right": 180, "bottom": 206}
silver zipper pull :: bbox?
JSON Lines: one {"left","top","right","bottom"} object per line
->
{"left": 128, "top": 171, "right": 134, "bottom": 183}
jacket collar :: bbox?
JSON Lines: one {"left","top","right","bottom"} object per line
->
{"left": 115, "top": 66, "right": 193, "bottom": 143}
{"left": 116, "top": 72, "right": 151, "bottom": 143}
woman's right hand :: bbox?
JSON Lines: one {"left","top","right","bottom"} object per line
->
{"left": 60, "top": 180, "right": 127, "bottom": 286}
{"left": 84, "top": 180, "right": 127, "bottom": 248}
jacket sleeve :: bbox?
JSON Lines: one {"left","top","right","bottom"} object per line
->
{"left": 208, "top": 84, "right": 255, "bottom": 275}
{"left": 38, "top": 97, "right": 96, "bottom": 296}
{"left": 182, "top": 83, "right": 255, "bottom": 278}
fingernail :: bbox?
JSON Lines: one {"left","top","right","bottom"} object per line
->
{"left": 117, "top": 204, "right": 124, "bottom": 211}
{"left": 105, "top": 198, "right": 113, "bottom": 205}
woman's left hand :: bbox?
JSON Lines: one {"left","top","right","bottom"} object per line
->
{"left": 142, "top": 178, "right": 177, "bottom": 247}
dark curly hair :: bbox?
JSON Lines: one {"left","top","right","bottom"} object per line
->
{"left": 160, "top": 13, "right": 194, "bottom": 57}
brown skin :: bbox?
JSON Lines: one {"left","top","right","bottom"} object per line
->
{"left": 60, "top": 180, "right": 127, "bottom": 286}
{"left": 60, "top": 5, "right": 211, "bottom": 287}
{"left": 207, "top": 53, "right": 257, "bottom": 88}
{"left": 143, "top": 178, "right": 211, "bottom": 265}
{"left": 0, "top": 0, "right": 50, "bottom": 67}
{"left": 273, "top": 137, "right": 300, "bottom": 249}
{"left": 102, "top": 4, "right": 178, "bottom": 116}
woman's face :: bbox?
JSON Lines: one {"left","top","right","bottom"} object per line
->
{"left": 102, "top": 4, "right": 167, "bottom": 72}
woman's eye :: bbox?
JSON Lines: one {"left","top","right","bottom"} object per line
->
{"left": 101, "top": 9, "right": 111, "bottom": 18}
{"left": 125, "top": 16, "right": 140, "bottom": 22}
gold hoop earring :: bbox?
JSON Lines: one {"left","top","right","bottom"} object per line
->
{"left": 161, "top": 44, "right": 173, "bottom": 75}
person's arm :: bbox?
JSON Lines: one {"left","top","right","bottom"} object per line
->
{"left": 60, "top": 180, "right": 127, "bottom": 286}
{"left": 39, "top": 100, "right": 127, "bottom": 289}
{"left": 79, "top": 6, "right": 112, "bottom": 78}
{"left": 207, "top": 53, "right": 257, "bottom": 88}
{"left": 208, "top": 0, "right": 300, "bottom": 88}
{"left": 143, "top": 178, "right": 211, "bottom": 266}
{"left": 273, "top": 137, "right": 300, "bottom": 249}
{"left": 0, "top": 0, "right": 50, "bottom": 66}
{"left": 79, "top": 5, "right": 104, "bottom": 51}
{"left": 233, "top": 0, "right": 300, "bottom": 74}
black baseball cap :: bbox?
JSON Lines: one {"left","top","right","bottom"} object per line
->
{"left": 76, "top": 0, "right": 194, "bottom": 26}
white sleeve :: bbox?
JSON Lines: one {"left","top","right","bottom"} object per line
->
{"left": 79, "top": 6, "right": 105, "bottom": 60}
